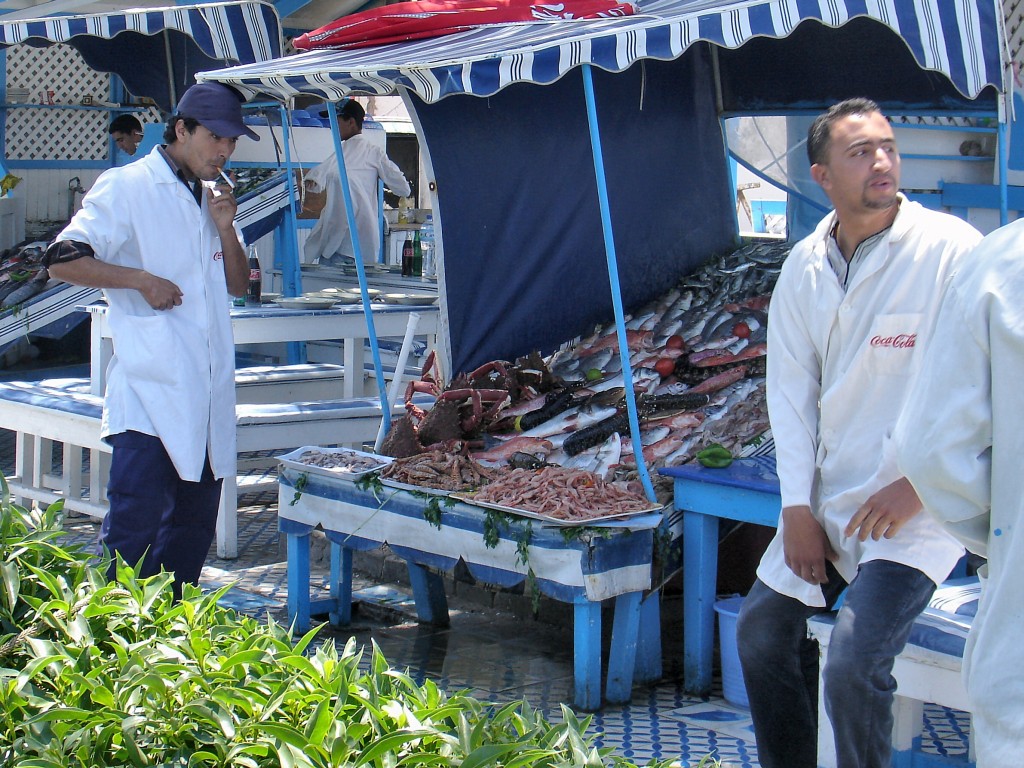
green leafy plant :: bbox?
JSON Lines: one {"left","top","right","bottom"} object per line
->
{"left": 0, "top": 472, "right": 680, "bottom": 768}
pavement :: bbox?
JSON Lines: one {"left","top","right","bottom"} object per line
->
{"left": 0, "top": 362, "right": 973, "bottom": 768}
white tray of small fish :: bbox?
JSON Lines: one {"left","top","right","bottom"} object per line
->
{"left": 379, "top": 477, "right": 457, "bottom": 497}
{"left": 278, "top": 446, "right": 392, "bottom": 479}
{"left": 449, "top": 493, "right": 664, "bottom": 527}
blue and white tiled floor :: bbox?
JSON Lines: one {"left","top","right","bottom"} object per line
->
{"left": 6, "top": 428, "right": 971, "bottom": 768}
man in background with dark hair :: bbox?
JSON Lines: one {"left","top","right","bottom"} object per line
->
{"left": 304, "top": 98, "right": 411, "bottom": 264}
{"left": 736, "top": 98, "right": 982, "bottom": 768}
{"left": 44, "top": 82, "right": 259, "bottom": 599}
{"left": 109, "top": 114, "right": 144, "bottom": 156}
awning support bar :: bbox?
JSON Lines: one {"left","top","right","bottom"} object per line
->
{"left": 581, "top": 63, "right": 656, "bottom": 504}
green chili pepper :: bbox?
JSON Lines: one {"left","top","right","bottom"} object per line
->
{"left": 696, "top": 444, "right": 733, "bottom": 468}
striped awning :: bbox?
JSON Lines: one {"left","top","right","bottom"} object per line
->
{"left": 0, "top": 1, "right": 280, "bottom": 65}
{"left": 199, "top": 0, "right": 1006, "bottom": 104}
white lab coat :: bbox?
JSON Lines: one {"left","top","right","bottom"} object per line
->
{"left": 57, "top": 148, "right": 238, "bottom": 482}
{"left": 896, "top": 219, "right": 1024, "bottom": 766}
{"left": 757, "top": 197, "right": 981, "bottom": 606}
{"left": 304, "top": 133, "right": 411, "bottom": 264}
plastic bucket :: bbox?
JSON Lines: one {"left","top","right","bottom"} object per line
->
{"left": 714, "top": 595, "right": 750, "bottom": 708}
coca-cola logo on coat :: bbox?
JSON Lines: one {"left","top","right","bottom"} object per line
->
{"left": 870, "top": 333, "right": 916, "bottom": 349}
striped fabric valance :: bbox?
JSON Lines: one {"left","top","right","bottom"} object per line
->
{"left": 199, "top": 0, "right": 1006, "bottom": 104}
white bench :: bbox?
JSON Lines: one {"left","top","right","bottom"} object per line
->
{"left": 235, "top": 363, "right": 347, "bottom": 403}
{"left": 808, "top": 578, "right": 979, "bottom": 768}
{"left": 0, "top": 378, "right": 428, "bottom": 559}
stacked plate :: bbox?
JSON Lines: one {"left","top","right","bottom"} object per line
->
{"left": 276, "top": 296, "right": 338, "bottom": 309}
{"left": 382, "top": 293, "right": 438, "bottom": 305}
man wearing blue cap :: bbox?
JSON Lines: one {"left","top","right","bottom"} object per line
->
{"left": 44, "top": 82, "right": 259, "bottom": 598}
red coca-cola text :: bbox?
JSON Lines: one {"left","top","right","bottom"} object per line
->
{"left": 870, "top": 333, "right": 916, "bottom": 349}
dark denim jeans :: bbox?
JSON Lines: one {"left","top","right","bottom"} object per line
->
{"left": 101, "top": 430, "right": 222, "bottom": 599}
{"left": 736, "top": 560, "right": 936, "bottom": 768}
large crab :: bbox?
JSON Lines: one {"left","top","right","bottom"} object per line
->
{"left": 380, "top": 353, "right": 513, "bottom": 457}
{"left": 406, "top": 352, "right": 513, "bottom": 442}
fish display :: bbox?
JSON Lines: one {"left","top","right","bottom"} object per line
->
{"left": 0, "top": 239, "right": 54, "bottom": 311}
{"left": 380, "top": 239, "right": 789, "bottom": 495}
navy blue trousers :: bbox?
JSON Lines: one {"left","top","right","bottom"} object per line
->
{"left": 736, "top": 560, "right": 936, "bottom": 768}
{"left": 101, "top": 430, "right": 222, "bottom": 598}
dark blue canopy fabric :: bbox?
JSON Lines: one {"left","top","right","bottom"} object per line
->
{"left": 420, "top": 49, "right": 736, "bottom": 371}
{"left": 0, "top": 1, "right": 281, "bottom": 111}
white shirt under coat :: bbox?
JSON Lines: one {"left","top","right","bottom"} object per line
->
{"left": 304, "top": 132, "right": 411, "bottom": 264}
{"left": 57, "top": 147, "right": 239, "bottom": 482}
{"left": 895, "top": 219, "right": 1024, "bottom": 766}
{"left": 757, "top": 196, "right": 981, "bottom": 607}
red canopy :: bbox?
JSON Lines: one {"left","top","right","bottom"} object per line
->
{"left": 294, "top": 0, "right": 637, "bottom": 50}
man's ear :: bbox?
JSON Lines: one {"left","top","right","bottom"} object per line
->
{"left": 810, "top": 162, "right": 829, "bottom": 189}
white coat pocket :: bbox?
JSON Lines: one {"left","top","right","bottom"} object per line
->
{"left": 863, "top": 313, "right": 921, "bottom": 376}
{"left": 108, "top": 312, "right": 180, "bottom": 387}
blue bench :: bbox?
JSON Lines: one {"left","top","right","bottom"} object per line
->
{"left": 809, "top": 578, "right": 979, "bottom": 768}
{"left": 0, "top": 377, "right": 431, "bottom": 558}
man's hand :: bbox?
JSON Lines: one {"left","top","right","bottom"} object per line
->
{"left": 135, "top": 271, "right": 183, "bottom": 310}
{"left": 206, "top": 181, "right": 238, "bottom": 233}
{"left": 844, "top": 477, "right": 922, "bottom": 542}
{"left": 783, "top": 505, "right": 837, "bottom": 584}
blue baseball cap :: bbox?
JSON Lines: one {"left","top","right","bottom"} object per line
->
{"left": 175, "top": 82, "right": 259, "bottom": 141}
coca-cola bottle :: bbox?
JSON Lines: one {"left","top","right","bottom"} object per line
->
{"left": 246, "top": 245, "right": 262, "bottom": 305}
{"left": 401, "top": 237, "right": 414, "bottom": 277}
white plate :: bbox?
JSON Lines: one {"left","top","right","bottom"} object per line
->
{"left": 340, "top": 287, "right": 383, "bottom": 297}
{"left": 382, "top": 293, "right": 438, "bottom": 306}
{"left": 275, "top": 296, "right": 338, "bottom": 309}
{"left": 379, "top": 477, "right": 456, "bottom": 496}
{"left": 307, "top": 291, "right": 360, "bottom": 304}
{"left": 450, "top": 493, "right": 664, "bottom": 527}
{"left": 278, "top": 446, "right": 392, "bottom": 479}
{"left": 260, "top": 292, "right": 281, "bottom": 304}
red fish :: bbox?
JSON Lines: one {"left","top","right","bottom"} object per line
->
{"left": 689, "top": 365, "right": 748, "bottom": 394}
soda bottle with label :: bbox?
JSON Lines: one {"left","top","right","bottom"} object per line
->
{"left": 412, "top": 231, "right": 423, "bottom": 276}
{"left": 246, "top": 245, "right": 262, "bottom": 305}
{"left": 401, "top": 237, "right": 414, "bottom": 277}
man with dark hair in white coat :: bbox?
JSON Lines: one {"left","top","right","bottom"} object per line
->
{"left": 43, "top": 82, "right": 258, "bottom": 599}
{"left": 736, "top": 97, "right": 982, "bottom": 768}
{"left": 896, "top": 219, "right": 1024, "bottom": 766}
{"left": 304, "top": 99, "right": 411, "bottom": 265}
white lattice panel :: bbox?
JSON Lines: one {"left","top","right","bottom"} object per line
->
{"left": 6, "top": 43, "right": 110, "bottom": 159}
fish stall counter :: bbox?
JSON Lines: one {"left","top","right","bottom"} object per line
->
{"left": 277, "top": 459, "right": 665, "bottom": 711}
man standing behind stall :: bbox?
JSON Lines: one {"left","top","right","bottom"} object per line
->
{"left": 44, "top": 82, "right": 259, "bottom": 598}
{"left": 895, "top": 218, "right": 1024, "bottom": 766}
{"left": 304, "top": 99, "right": 411, "bottom": 265}
{"left": 735, "top": 98, "right": 982, "bottom": 768}
{"left": 109, "top": 114, "right": 145, "bottom": 157}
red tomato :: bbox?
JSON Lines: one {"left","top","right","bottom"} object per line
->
{"left": 733, "top": 321, "right": 751, "bottom": 339}
{"left": 665, "top": 334, "right": 685, "bottom": 349}
{"left": 654, "top": 358, "right": 676, "bottom": 377}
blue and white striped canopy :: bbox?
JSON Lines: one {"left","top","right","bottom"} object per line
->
{"left": 200, "top": 0, "right": 1006, "bottom": 104}
{"left": 1, "top": 1, "right": 281, "bottom": 109}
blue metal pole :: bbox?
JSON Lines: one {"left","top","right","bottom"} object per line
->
{"left": 279, "top": 104, "right": 306, "bottom": 364}
{"left": 328, "top": 105, "right": 391, "bottom": 433}
{"left": 580, "top": 64, "right": 656, "bottom": 503}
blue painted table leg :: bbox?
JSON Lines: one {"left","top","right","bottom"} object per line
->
{"left": 286, "top": 530, "right": 311, "bottom": 633}
{"left": 683, "top": 510, "right": 719, "bottom": 695}
{"left": 328, "top": 544, "right": 353, "bottom": 626}
{"left": 635, "top": 590, "right": 663, "bottom": 684}
{"left": 406, "top": 561, "right": 450, "bottom": 626}
{"left": 574, "top": 599, "right": 602, "bottom": 710}
{"left": 606, "top": 591, "right": 641, "bottom": 703}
